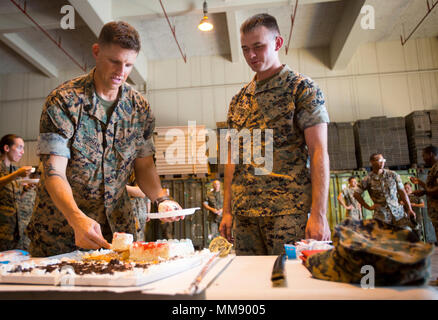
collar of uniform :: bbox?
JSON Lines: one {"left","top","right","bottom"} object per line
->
{"left": 251, "top": 64, "right": 291, "bottom": 95}
{"left": 370, "top": 168, "right": 389, "bottom": 179}
{"left": 82, "top": 68, "right": 129, "bottom": 124}
{"left": 0, "top": 159, "right": 7, "bottom": 174}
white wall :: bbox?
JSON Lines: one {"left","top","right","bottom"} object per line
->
{"left": 0, "top": 37, "right": 438, "bottom": 166}
{"left": 147, "top": 37, "right": 438, "bottom": 127}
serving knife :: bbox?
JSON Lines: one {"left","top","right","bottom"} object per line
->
{"left": 271, "top": 254, "right": 287, "bottom": 287}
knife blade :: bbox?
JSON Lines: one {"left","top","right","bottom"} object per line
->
{"left": 271, "top": 254, "right": 287, "bottom": 287}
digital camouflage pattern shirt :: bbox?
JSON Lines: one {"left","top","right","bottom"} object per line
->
{"left": 356, "top": 169, "right": 406, "bottom": 223}
{"left": 227, "top": 65, "right": 329, "bottom": 217}
{"left": 341, "top": 186, "right": 362, "bottom": 220}
{"left": 0, "top": 161, "right": 21, "bottom": 251}
{"left": 426, "top": 162, "right": 438, "bottom": 234}
{"left": 26, "top": 68, "right": 156, "bottom": 257}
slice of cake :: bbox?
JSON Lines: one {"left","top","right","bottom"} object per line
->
{"left": 111, "top": 232, "right": 133, "bottom": 252}
{"left": 157, "top": 239, "right": 195, "bottom": 258}
{"left": 129, "top": 242, "right": 170, "bottom": 262}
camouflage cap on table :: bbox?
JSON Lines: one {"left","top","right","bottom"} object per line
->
{"left": 304, "top": 218, "right": 435, "bottom": 286}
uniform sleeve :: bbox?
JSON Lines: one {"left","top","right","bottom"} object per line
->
{"left": 394, "top": 173, "right": 404, "bottom": 190}
{"left": 295, "top": 77, "right": 330, "bottom": 131}
{"left": 225, "top": 90, "right": 245, "bottom": 144}
{"left": 355, "top": 178, "right": 367, "bottom": 195}
{"left": 136, "top": 97, "right": 156, "bottom": 158}
{"left": 37, "top": 94, "right": 75, "bottom": 159}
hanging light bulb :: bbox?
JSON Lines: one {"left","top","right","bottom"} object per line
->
{"left": 198, "top": 0, "right": 213, "bottom": 32}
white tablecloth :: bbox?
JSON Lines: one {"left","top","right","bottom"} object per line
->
{"left": 0, "top": 255, "right": 437, "bottom": 299}
{"left": 205, "top": 256, "right": 438, "bottom": 300}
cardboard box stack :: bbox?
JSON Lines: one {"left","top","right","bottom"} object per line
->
{"left": 328, "top": 122, "right": 357, "bottom": 170}
{"left": 405, "top": 110, "right": 438, "bottom": 167}
{"left": 354, "top": 116, "right": 410, "bottom": 168}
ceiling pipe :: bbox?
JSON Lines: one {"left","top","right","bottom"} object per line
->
{"left": 158, "top": 0, "right": 187, "bottom": 63}
{"left": 9, "top": 0, "right": 87, "bottom": 73}
{"left": 285, "top": 0, "right": 299, "bottom": 55}
{"left": 400, "top": 0, "right": 438, "bottom": 46}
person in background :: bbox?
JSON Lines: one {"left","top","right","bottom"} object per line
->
{"left": 337, "top": 176, "right": 362, "bottom": 221}
{"left": 402, "top": 182, "right": 436, "bottom": 243}
{"left": 410, "top": 145, "right": 438, "bottom": 244}
{"left": 126, "top": 172, "right": 151, "bottom": 242}
{"left": 354, "top": 153, "right": 415, "bottom": 228}
{"left": 159, "top": 188, "right": 174, "bottom": 239}
{"left": 16, "top": 166, "right": 41, "bottom": 251}
{"left": 203, "top": 180, "right": 223, "bottom": 241}
{"left": 26, "top": 21, "right": 182, "bottom": 257}
{"left": 0, "top": 134, "right": 34, "bottom": 251}
{"left": 220, "top": 13, "right": 331, "bottom": 255}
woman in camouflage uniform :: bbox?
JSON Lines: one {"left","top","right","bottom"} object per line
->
{"left": 0, "top": 134, "right": 33, "bottom": 251}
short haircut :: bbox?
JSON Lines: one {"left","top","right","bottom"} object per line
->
{"left": 0, "top": 134, "right": 22, "bottom": 154}
{"left": 369, "top": 153, "right": 382, "bottom": 161}
{"left": 98, "top": 21, "right": 141, "bottom": 52}
{"left": 348, "top": 176, "right": 356, "bottom": 183}
{"left": 240, "top": 13, "right": 281, "bottom": 36}
{"left": 423, "top": 145, "right": 438, "bottom": 156}
{"left": 404, "top": 182, "right": 412, "bottom": 187}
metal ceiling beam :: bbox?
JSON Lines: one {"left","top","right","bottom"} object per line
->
{"left": 0, "top": 12, "right": 59, "bottom": 33}
{"left": 400, "top": 0, "right": 438, "bottom": 46}
{"left": 7, "top": 0, "right": 87, "bottom": 75}
{"left": 159, "top": 0, "right": 187, "bottom": 63}
{"left": 329, "top": 0, "right": 411, "bottom": 70}
{"left": 0, "top": 32, "right": 59, "bottom": 77}
{"left": 225, "top": 10, "right": 240, "bottom": 63}
{"left": 115, "top": 0, "right": 342, "bottom": 20}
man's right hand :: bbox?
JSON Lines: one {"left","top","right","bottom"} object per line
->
{"left": 219, "top": 211, "right": 233, "bottom": 242}
{"left": 16, "top": 166, "right": 33, "bottom": 178}
{"left": 70, "top": 215, "right": 111, "bottom": 250}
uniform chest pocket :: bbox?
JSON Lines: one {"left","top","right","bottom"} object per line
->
{"left": 230, "top": 98, "right": 252, "bottom": 128}
{"left": 114, "top": 128, "right": 138, "bottom": 161}
{"left": 71, "top": 131, "right": 102, "bottom": 164}
{"left": 260, "top": 96, "right": 295, "bottom": 126}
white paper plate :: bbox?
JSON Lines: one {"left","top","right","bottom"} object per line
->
{"left": 148, "top": 207, "right": 200, "bottom": 219}
{"left": 16, "top": 178, "right": 39, "bottom": 184}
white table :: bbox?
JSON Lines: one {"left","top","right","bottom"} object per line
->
{"left": 205, "top": 256, "right": 438, "bottom": 300}
{"left": 0, "top": 255, "right": 437, "bottom": 300}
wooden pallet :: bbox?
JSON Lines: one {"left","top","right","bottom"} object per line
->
{"left": 154, "top": 125, "right": 209, "bottom": 176}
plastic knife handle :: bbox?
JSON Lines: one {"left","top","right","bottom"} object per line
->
{"left": 271, "top": 254, "right": 287, "bottom": 287}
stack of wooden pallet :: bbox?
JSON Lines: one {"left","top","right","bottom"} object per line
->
{"left": 154, "top": 125, "right": 209, "bottom": 177}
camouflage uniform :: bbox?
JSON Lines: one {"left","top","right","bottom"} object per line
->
{"left": 204, "top": 190, "right": 223, "bottom": 239}
{"left": 128, "top": 173, "right": 150, "bottom": 242}
{"left": 341, "top": 186, "right": 362, "bottom": 220}
{"left": 356, "top": 169, "right": 407, "bottom": 224}
{"left": 26, "top": 68, "right": 156, "bottom": 257}
{"left": 304, "top": 218, "right": 434, "bottom": 286}
{"left": 227, "top": 65, "right": 329, "bottom": 255}
{"left": 16, "top": 186, "right": 37, "bottom": 250}
{"left": 426, "top": 162, "right": 438, "bottom": 242}
{"left": 408, "top": 193, "right": 436, "bottom": 243}
{"left": 0, "top": 161, "right": 21, "bottom": 251}
{"left": 130, "top": 196, "right": 149, "bottom": 242}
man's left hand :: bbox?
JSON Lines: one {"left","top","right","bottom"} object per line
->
{"left": 407, "top": 208, "right": 416, "bottom": 220}
{"left": 158, "top": 200, "right": 184, "bottom": 223}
